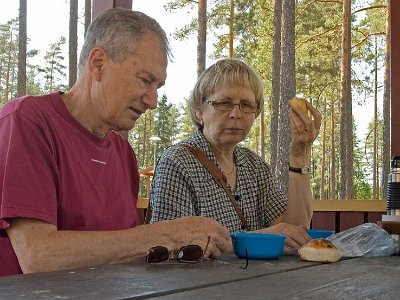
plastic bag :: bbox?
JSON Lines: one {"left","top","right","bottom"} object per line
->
{"left": 326, "top": 223, "right": 399, "bottom": 257}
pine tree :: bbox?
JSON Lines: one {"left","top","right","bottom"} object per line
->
{"left": 38, "top": 37, "right": 67, "bottom": 93}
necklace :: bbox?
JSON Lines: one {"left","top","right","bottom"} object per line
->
{"left": 222, "top": 163, "right": 236, "bottom": 176}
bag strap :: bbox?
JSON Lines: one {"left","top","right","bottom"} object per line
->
{"left": 181, "top": 144, "right": 248, "bottom": 230}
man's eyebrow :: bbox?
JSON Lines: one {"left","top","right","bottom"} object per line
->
{"left": 142, "top": 71, "right": 165, "bottom": 88}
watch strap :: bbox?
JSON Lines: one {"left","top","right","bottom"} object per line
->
{"left": 289, "top": 165, "right": 310, "bottom": 174}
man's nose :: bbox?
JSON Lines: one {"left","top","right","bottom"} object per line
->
{"left": 143, "top": 86, "right": 158, "bottom": 109}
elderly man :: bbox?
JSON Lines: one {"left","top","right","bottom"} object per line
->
{"left": 0, "top": 8, "right": 230, "bottom": 276}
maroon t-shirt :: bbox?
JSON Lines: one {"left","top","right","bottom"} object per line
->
{"left": 0, "top": 92, "right": 140, "bottom": 276}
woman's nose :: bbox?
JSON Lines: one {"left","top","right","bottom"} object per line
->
{"left": 229, "top": 104, "right": 242, "bottom": 118}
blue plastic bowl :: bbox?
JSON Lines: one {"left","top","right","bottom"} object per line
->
{"left": 307, "top": 229, "right": 335, "bottom": 239}
{"left": 230, "top": 232, "right": 286, "bottom": 260}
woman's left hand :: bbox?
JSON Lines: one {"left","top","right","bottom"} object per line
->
{"left": 254, "top": 223, "right": 311, "bottom": 249}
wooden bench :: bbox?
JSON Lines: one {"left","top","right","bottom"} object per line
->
{"left": 137, "top": 198, "right": 149, "bottom": 224}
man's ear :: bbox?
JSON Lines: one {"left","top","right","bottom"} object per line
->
{"left": 88, "top": 47, "right": 106, "bottom": 82}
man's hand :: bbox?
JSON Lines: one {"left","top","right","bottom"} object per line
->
{"left": 158, "top": 216, "right": 232, "bottom": 258}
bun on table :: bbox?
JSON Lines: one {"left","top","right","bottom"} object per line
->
{"left": 298, "top": 238, "right": 341, "bottom": 263}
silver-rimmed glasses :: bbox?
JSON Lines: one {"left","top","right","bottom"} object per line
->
{"left": 205, "top": 99, "right": 259, "bottom": 113}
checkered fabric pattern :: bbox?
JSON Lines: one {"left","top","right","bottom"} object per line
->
{"left": 150, "top": 130, "right": 287, "bottom": 233}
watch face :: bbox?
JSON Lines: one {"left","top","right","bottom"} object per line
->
{"left": 301, "top": 166, "right": 310, "bottom": 174}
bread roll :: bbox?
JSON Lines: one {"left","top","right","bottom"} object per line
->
{"left": 289, "top": 97, "right": 308, "bottom": 113}
{"left": 298, "top": 239, "right": 340, "bottom": 263}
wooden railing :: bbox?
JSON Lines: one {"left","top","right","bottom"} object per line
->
{"left": 310, "top": 200, "right": 386, "bottom": 232}
{"left": 137, "top": 198, "right": 387, "bottom": 230}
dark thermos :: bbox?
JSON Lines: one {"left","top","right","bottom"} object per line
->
{"left": 387, "top": 155, "right": 400, "bottom": 216}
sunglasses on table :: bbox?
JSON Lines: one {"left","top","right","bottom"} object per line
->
{"left": 145, "top": 236, "right": 210, "bottom": 264}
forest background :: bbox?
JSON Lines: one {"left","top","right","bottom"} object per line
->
{"left": 0, "top": 0, "right": 389, "bottom": 201}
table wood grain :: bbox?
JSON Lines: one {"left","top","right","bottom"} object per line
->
{"left": 0, "top": 254, "right": 398, "bottom": 299}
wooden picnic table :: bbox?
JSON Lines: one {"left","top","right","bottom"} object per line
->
{"left": 0, "top": 254, "right": 398, "bottom": 299}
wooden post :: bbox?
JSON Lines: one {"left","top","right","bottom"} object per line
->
{"left": 92, "top": 0, "right": 132, "bottom": 19}
{"left": 391, "top": 0, "right": 400, "bottom": 155}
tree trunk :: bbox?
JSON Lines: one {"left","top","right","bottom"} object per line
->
{"left": 69, "top": 0, "right": 78, "bottom": 88}
{"left": 373, "top": 36, "right": 378, "bottom": 199}
{"left": 229, "top": 0, "right": 234, "bottom": 58}
{"left": 197, "top": 0, "right": 207, "bottom": 77}
{"left": 330, "top": 97, "right": 337, "bottom": 199}
{"left": 382, "top": 1, "right": 391, "bottom": 200}
{"left": 320, "top": 97, "right": 327, "bottom": 200}
{"left": 270, "top": 0, "right": 282, "bottom": 172}
{"left": 260, "top": 106, "right": 265, "bottom": 160}
{"left": 278, "top": 0, "right": 296, "bottom": 194}
{"left": 17, "top": 0, "right": 27, "bottom": 97}
{"left": 4, "top": 28, "right": 15, "bottom": 102}
{"left": 339, "top": 0, "right": 353, "bottom": 199}
{"left": 85, "top": 0, "right": 92, "bottom": 36}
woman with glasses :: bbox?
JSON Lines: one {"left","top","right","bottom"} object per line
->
{"left": 150, "top": 59, "right": 321, "bottom": 251}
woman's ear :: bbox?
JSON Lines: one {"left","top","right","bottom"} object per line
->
{"left": 88, "top": 47, "right": 106, "bottom": 82}
{"left": 195, "top": 110, "right": 203, "bottom": 125}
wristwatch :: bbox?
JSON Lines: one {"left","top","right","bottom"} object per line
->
{"left": 289, "top": 165, "right": 310, "bottom": 175}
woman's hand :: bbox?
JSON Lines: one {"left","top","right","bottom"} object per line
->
{"left": 253, "top": 223, "right": 311, "bottom": 249}
{"left": 289, "top": 101, "right": 322, "bottom": 160}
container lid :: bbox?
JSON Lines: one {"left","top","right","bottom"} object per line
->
{"left": 392, "top": 156, "right": 400, "bottom": 168}
{"left": 230, "top": 232, "right": 286, "bottom": 240}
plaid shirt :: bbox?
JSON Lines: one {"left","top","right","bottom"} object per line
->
{"left": 150, "top": 130, "right": 287, "bottom": 233}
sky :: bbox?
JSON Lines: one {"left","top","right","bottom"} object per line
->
{"left": 0, "top": 0, "right": 200, "bottom": 106}
{"left": 0, "top": 0, "right": 377, "bottom": 139}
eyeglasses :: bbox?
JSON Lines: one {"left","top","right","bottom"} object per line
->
{"left": 205, "top": 99, "right": 259, "bottom": 113}
{"left": 145, "top": 236, "right": 210, "bottom": 264}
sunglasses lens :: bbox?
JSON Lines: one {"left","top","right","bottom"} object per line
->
{"left": 145, "top": 246, "right": 170, "bottom": 263}
{"left": 177, "top": 245, "right": 204, "bottom": 263}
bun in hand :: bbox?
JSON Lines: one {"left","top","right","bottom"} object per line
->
{"left": 298, "top": 238, "right": 340, "bottom": 263}
{"left": 289, "top": 97, "right": 308, "bottom": 113}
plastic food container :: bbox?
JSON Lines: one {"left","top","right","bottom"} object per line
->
{"left": 230, "top": 232, "right": 286, "bottom": 259}
{"left": 307, "top": 229, "right": 335, "bottom": 239}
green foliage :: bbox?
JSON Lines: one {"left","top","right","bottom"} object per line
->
{"left": 37, "top": 36, "right": 67, "bottom": 93}
{"left": 352, "top": 0, "right": 386, "bottom": 105}
{"left": 0, "top": 16, "right": 68, "bottom": 106}
{"left": 176, "top": 101, "right": 196, "bottom": 141}
{"left": 1, "top": 1, "right": 389, "bottom": 199}
{"left": 0, "top": 18, "right": 19, "bottom": 104}
{"left": 295, "top": 1, "right": 342, "bottom": 98}
{"left": 353, "top": 129, "right": 373, "bottom": 199}
{"left": 153, "top": 94, "right": 181, "bottom": 155}
{"left": 164, "top": 0, "right": 200, "bottom": 41}
{"left": 130, "top": 94, "right": 183, "bottom": 168}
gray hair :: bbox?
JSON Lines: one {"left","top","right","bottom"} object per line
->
{"left": 78, "top": 8, "right": 172, "bottom": 76}
{"left": 188, "top": 59, "right": 264, "bottom": 128}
